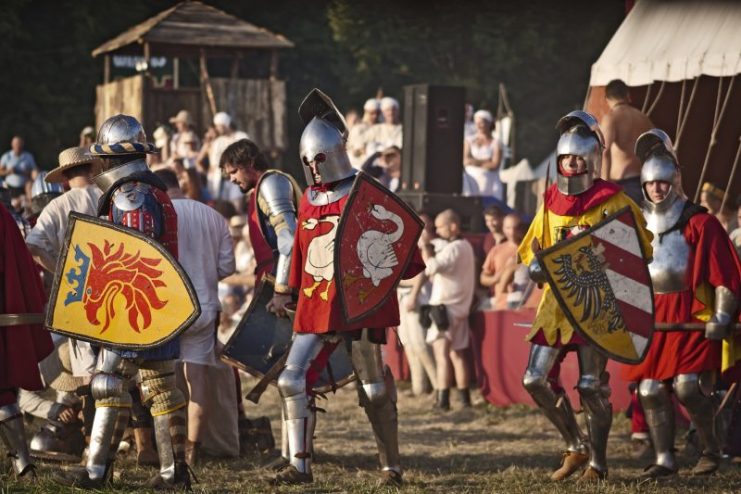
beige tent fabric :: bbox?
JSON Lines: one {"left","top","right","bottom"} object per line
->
{"left": 590, "top": 0, "right": 741, "bottom": 86}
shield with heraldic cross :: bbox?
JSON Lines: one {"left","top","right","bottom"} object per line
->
{"left": 46, "top": 212, "right": 200, "bottom": 349}
{"left": 335, "top": 172, "right": 424, "bottom": 324}
{"left": 535, "top": 207, "right": 655, "bottom": 364}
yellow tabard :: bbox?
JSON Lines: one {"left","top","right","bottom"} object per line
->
{"left": 517, "top": 192, "right": 653, "bottom": 345}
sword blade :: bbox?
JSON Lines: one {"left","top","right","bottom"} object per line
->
{"left": 0, "top": 313, "right": 45, "bottom": 327}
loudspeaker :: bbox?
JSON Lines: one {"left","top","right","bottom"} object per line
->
{"left": 396, "top": 192, "right": 484, "bottom": 233}
{"left": 401, "top": 85, "right": 465, "bottom": 194}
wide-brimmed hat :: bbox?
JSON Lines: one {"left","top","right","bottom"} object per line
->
{"left": 38, "top": 340, "right": 85, "bottom": 393}
{"left": 46, "top": 146, "right": 102, "bottom": 184}
{"left": 169, "top": 110, "right": 194, "bottom": 126}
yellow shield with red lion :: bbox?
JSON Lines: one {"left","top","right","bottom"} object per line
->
{"left": 45, "top": 212, "right": 200, "bottom": 349}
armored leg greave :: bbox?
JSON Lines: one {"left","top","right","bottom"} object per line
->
{"left": 674, "top": 372, "right": 720, "bottom": 456}
{"left": 277, "top": 333, "right": 325, "bottom": 475}
{"left": 352, "top": 333, "right": 401, "bottom": 474}
{"left": 576, "top": 345, "right": 612, "bottom": 473}
{"left": 0, "top": 402, "right": 34, "bottom": 476}
{"left": 638, "top": 379, "right": 676, "bottom": 470}
{"left": 87, "top": 349, "right": 137, "bottom": 481}
{"left": 139, "top": 360, "right": 188, "bottom": 483}
{"left": 522, "top": 344, "right": 587, "bottom": 454}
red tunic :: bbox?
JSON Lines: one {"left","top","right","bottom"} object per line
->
{"left": 0, "top": 204, "right": 53, "bottom": 394}
{"left": 289, "top": 187, "right": 424, "bottom": 333}
{"left": 247, "top": 189, "right": 276, "bottom": 281}
{"left": 623, "top": 212, "right": 741, "bottom": 381}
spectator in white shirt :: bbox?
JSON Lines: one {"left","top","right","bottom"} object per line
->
{"left": 420, "top": 209, "right": 476, "bottom": 411}
{"left": 155, "top": 168, "right": 238, "bottom": 465}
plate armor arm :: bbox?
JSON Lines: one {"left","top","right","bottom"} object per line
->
{"left": 258, "top": 173, "right": 298, "bottom": 294}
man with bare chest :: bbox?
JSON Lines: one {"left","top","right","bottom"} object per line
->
{"left": 599, "top": 79, "right": 653, "bottom": 204}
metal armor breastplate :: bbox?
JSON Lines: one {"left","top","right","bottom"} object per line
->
{"left": 649, "top": 229, "right": 690, "bottom": 294}
{"left": 644, "top": 197, "right": 690, "bottom": 293}
{"left": 306, "top": 178, "right": 354, "bottom": 206}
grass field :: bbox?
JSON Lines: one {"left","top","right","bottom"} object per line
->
{"left": 2, "top": 375, "right": 740, "bottom": 493}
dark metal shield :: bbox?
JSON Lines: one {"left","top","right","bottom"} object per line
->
{"left": 536, "top": 207, "right": 655, "bottom": 364}
{"left": 220, "top": 278, "right": 356, "bottom": 393}
{"left": 335, "top": 172, "right": 424, "bottom": 324}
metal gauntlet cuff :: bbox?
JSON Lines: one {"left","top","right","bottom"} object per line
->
{"left": 528, "top": 258, "right": 547, "bottom": 284}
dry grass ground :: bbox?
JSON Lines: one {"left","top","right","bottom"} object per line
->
{"left": 2, "top": 374, "right": 740, "bottom": 493}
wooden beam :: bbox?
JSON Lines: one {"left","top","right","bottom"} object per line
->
{"left": 200, "top": 48, "right": 217, "bottom": 119}
{"left": 270, "top": 49, "right": 278, "bottom": 80}
{"left": 174, "top": 57, "right": 179, "bottom": 89}
{"left": 104, "top": 55, "right": 111, "bottom": 84}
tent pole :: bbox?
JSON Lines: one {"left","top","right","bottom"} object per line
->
{"left": 694, "top": 75, "right": 736, "bottom": 202}
{"left": 674, "top": 77, "right": 700, "bottom": 151}
{"left": 641, "top": 83, "right": 653, "bottom": 113}
{"left": 720, "top": 138, "right": 741, "bottom": 213}
{"left": 646, "top": 80, "right": 666, "bottom": 116}
{"left": 676, "top": 79, "right": 686, "bottom": 134}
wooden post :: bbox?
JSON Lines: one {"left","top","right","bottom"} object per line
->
{"left": 270, "top": 49, "right": 278, "bottom": 80}
{"left": 173, "top": 57, "right": 179, "bottom": 89}
{"left": 104, "top": 55, "right": 111, "bottom": 84}
{"left": 200, "top": 49, "right": 218, "bottom": 119}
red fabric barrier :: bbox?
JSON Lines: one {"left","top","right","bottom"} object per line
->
{"left": 384, "top": 310, "right": 632, "bottom": 411}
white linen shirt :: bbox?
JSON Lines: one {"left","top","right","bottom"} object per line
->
{"left": 26, "top": 185, "right": 102, "bottom": 259}
{"left": 424, "top": 237, "right": 476, "bottom": 319}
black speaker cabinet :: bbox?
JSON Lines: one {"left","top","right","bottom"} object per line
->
{"left": 401, "top": 85, "right": 465, "bottom": 194}
{"left": 396, "top": 192, "right": 484, "bottom": 233}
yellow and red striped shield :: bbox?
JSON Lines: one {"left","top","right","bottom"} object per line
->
{"left": 45, "top": 212, "right": 200, "bottom": 349}
{"left": 536, "top": 207, "right": 655, "bottom": 363}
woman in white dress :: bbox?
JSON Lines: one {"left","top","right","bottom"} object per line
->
{"left": 462, "top": 109, "right": 503, "bottom": 199}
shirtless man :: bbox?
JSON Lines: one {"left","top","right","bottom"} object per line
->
{"left": 599, "top": 79, "right": 653, "bottom": 204}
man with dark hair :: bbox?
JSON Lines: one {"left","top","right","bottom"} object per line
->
{"left": 600, "top": 79, "right": 654, "bottom": 204}
{"left": 220, "top": 138, "right": 301, "bottom": 316}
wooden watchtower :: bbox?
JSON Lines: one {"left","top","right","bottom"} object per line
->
{"left": 92, "top": 0, "right": 293, "bottom": 154}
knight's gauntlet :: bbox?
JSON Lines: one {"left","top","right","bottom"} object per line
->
{"left": 705, "top": 286, "right": 738, "bottom": 341}
{"left": 528, "top": 258, "right": 547, "bottom": 284}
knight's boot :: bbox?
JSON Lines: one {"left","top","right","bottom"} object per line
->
{"left": 522, "top": 345, "right": 588, "bottom": 480}
{"left": 137, "top": 360, "right": 190, "bottom": 489}
{"left": 58, "top": 348, "right": 140, "bottom": 487}
{"left": 274, "top": 395, "right": 314, "bottom": 485}
{"left": 674, "top": 373, "right": 721, "bottom": 476}
{"left": 0, "top": 402, "right": 35, "bottom": 477}
{"left": 146, "top": 409, "right": 191, "bottom": 490}
{"left": 359, "top": 367, "right": 403, "bottom": 486}
{"left": 272, "top": 333, "right": 325, "bottom": 485}
{"left": 637, "top": 379, "right": 677, "bottom": 479}
{"left": 575, "top": 348, "right": 612, "bottom": 481}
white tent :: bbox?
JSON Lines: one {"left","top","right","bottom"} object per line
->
{"left": 585, "top": 0, "right": 741, "bottom": 206}
{"left": 590, "top": 0, "right": 741, "bottom": 86}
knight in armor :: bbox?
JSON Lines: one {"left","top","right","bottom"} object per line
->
{"left": 518, "top": 111, "right": 653, "bottom": 482}
{"left": 57, "top": 115, "right": 191, "bottom": 489}
{"left": 271, "top": 89, "right": 424, "bottom": 486}
{"left": 220, "top": 138, "right": 301, "bottom": 462}
{"left": 0, "top": 201, "right": 54, "bottom": 480}
{"left": 623, "top": 129, "right": 741, "bottom": 478}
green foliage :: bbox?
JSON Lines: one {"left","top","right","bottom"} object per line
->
{"left": 0, "top": 0, "right": 623, "bottom": 172}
